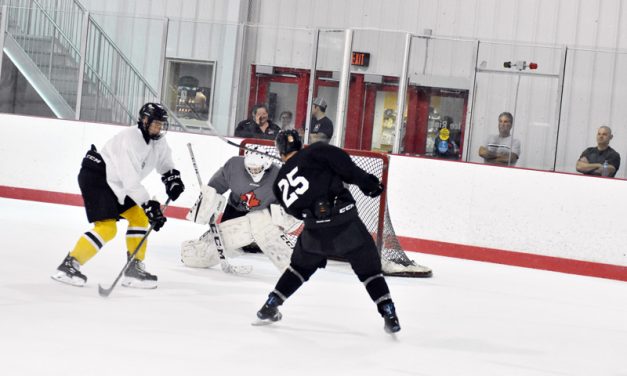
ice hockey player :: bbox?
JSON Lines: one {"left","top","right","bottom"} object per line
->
{"left": 254, "top": 129, "right": 400, "bottom": 334}
{"left": 51, "top": 103, "right": 185, "bottom": 289}
{"left": 182, "top": 147, "right": 299, "bottom": 271}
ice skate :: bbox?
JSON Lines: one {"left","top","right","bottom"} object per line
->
{"left": 379, "top": 301, "right": 401, "bottom": 334}
{"left": 122, "top": 254, "right": 158, "bottom": 289}
{"left": 252, "top": 293, "right": 283, "bottom": 326}
{"left": 51, "top": 254, "right": 87, "bottom": 287}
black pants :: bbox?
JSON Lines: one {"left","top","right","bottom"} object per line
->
{"left": 78, "top": 166, "right": 135, "bottom": 223}
{"left": 291, "top": 219, "right": 382, "bottom": 277}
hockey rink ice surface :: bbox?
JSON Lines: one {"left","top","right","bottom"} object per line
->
{"left": 0, "top": 197, "right": 626, "bottom": 376}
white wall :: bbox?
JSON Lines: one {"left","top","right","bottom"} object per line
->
{"left": 1, "top": 114, "right": 626, "bottom": 268}
{"left": 75, "top": 0, "right": 627, "bottom": 177}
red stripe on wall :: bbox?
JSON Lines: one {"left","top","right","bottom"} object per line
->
{"left": 1, "top": 185, "right": 626, "bottom": 282}
{"left": 0, "top": 185, "right": 190, "bottom": 219}
{"left": 398, "top": 236, "right": 627, "bottom": 282}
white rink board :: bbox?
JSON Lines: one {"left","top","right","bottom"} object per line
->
{"left": 1, "top": 113, "right": 626, "bottom": 267}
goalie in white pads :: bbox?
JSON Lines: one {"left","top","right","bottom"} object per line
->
{"left": 182, "top": 149, "right": 299, "bottom": 271}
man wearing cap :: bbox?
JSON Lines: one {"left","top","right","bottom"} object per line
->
{"left": 309, "top": 97, "right": 334, "bottom": 144}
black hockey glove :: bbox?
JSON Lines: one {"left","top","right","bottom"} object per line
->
{"left": 161, "top": 169, "right": 185, "bottom": 201}
{"left": 142, "top": 200, "right": 167, "bottom": 231}
{"left": 360, "top": 174, "right": 385, "bottom": 198}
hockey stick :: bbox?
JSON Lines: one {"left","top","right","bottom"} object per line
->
{"left": 187, "top": 143, "right": 253, "bottom": 274}
{"left": 98, "top": 197, "right": 172, "bottom": 298}
{"left": 202, "top": 123, "right": 282, "bottom": 162}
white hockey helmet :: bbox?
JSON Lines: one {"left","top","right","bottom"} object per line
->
{"left": 244, "top": 148, "right": 272, "bottom": 183}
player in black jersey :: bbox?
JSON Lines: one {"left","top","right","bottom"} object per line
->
{"left": 255, "top": 129, "right": 400, "bottom": 334}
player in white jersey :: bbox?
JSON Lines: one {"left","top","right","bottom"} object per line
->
{"left": 51, "top": 103, "right": 185, "bottom": 288}
{"left": 182, "top": 148, "right": 299, "bottom": 271}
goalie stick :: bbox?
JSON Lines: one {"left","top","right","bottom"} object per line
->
{"left": 98, "top": 197, "right": 172, "bottom": 298}
{"left": 187, "top": 143, "right": 253, "bottom": 275}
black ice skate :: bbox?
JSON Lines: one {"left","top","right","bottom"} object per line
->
{"left": 253, "top": 292, "right": 283, "bottom": 326}
{"left": 51, "top": 254, "right": 87, "bottom": 287}
{"left": 122, "top": 254, "right": 158, "bottom": 289}
{"left": 379, "top": 301, "right": 401, "bottom": 334}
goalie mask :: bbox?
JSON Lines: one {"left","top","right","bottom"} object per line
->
{"left": 244, "top": 148, "right": 272, "bottom": 183}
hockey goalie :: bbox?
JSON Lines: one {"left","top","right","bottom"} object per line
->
{"left": 181, "top": 149, "right": 300, "bottom": 271}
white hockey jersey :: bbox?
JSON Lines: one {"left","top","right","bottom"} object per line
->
{"left": 100, "top": 126, "right": 175, "bottom": 205}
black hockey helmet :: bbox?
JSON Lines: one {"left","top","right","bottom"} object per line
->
{"left": 275, "top": 129, "right": 302, "bottom": 156}
{"left": 138, "top": 102, "right": 169, "bottom": 140}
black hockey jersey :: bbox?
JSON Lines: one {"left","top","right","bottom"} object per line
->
{"left": 272, "top": 142, "right": 379, "bottom": 223}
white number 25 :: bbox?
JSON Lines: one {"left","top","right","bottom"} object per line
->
{"left": 277, "top": 167, "right": 309, "bottom": 207}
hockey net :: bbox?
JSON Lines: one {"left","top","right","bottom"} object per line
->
{"left": 240, "top": 138, "right": 432, "bottom": 278}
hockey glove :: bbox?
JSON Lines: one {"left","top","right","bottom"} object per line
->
{"left": 360, "top": 174, "right": 385, "bottom": 198}
{"left": 368, "top": 183, "right": 385, "bottom": 198}
{"left": 161, "top": 169, "right": 185, "bottom": 201}
{"left": 142, "top": 200, "right": 167, "bottom": 231}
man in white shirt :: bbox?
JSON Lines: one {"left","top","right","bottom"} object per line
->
{"left": 478, "top": 112, "right": 521, "bottom": 166}
{"left": 51, "top": 103, "right": 185, "bottom": 289}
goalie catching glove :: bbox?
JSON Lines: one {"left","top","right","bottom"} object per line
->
{"left": 162, "top": 169, "right": 185, "bottom": 201}
{"left": 186, "top": 185, "right": 226, "bottom": 225}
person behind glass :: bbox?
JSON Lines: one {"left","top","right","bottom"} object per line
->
{"left": 234, "top": 104, "right": 281, "bottom": 140}
{"left": 433, "top": 116, "right": 460, "bottom": 159}
{"left": 51, "top": 103, "right": 185, "bottom": 288}
{"left": 309, "top": 97, "right": 334, "bottom": 144}
{"left": 279, "top": 110, "right": 294, "bottom": 130}
{"left": 478, "top": 112, "right": 521, "bottom": 166}
{"left": 576, "top": 126, "right": 621, "bottom": 178}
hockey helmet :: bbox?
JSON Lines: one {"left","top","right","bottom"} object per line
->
{"left": 275, "top": 129, "right": 302, "bottom": 156}
{"left": 244, "top": 147, "right": 272, "bottom": 183}
{"left": 138, "top": 102, "right": 169, "bottom": 140}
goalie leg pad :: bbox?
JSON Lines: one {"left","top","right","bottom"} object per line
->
{"left": 186, "top": 186, "right": 226, "bottom": 225}
{"left": 181, "top": 239, "right": 221, "bottom": 268}
{"left": 248, "top": 210, "right": 294, "bottom": 271}
{"left": 219, "top": 215, "right": 255, "bottom": 250}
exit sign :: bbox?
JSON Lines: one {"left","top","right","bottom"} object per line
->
{"left": 351, "top": 51, "right": 370, "bottom": 67}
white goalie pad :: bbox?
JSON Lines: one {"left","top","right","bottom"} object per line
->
{"left": 270, "top": 204, "right": 302, "bottom": 234}
{"left": 186, "top": 186, "right": 226, "bottom": 225}
{"left": 249, "top": 209, "right": 294, "bottom": 271}
{"left": 181, "top": 239, "right": 221, "bottom": 268}
{"left": 219, "top": 215, "right": 255, "bottom": 251}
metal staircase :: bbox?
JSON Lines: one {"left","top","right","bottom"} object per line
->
{"left": 0, "top": 0, "right": 173, "bottom": 126}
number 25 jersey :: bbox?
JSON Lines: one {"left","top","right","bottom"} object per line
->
{"left": 272, "top": 142, "right": 379, "bottom": 220}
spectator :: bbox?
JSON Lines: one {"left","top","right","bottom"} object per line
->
{"left": 433, "top": 116, "right": 460, "bottom": 159}
{"left": 478, "top": 112, "right": 521, "bottom": 166}
{"left": 309, "top": 97, "right": 334, "bottom": 144}
{"left": 576, "top": 126, "right": 621, "bottom": 178}
{"left": 279, "top": 111, "right": 294, "bottom": 130}
{"left": 234, "top": 104, "right": 281, "bottom": 140}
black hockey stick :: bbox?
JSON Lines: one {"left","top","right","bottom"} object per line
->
{"left": 187, "top": 143, "right": 252, "bottom": 274}
{"left": 202, "top": 123, "right": 282, "bottom": 162}
{"left": 98, "top": 197, "right": 172, "bottom": 298}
